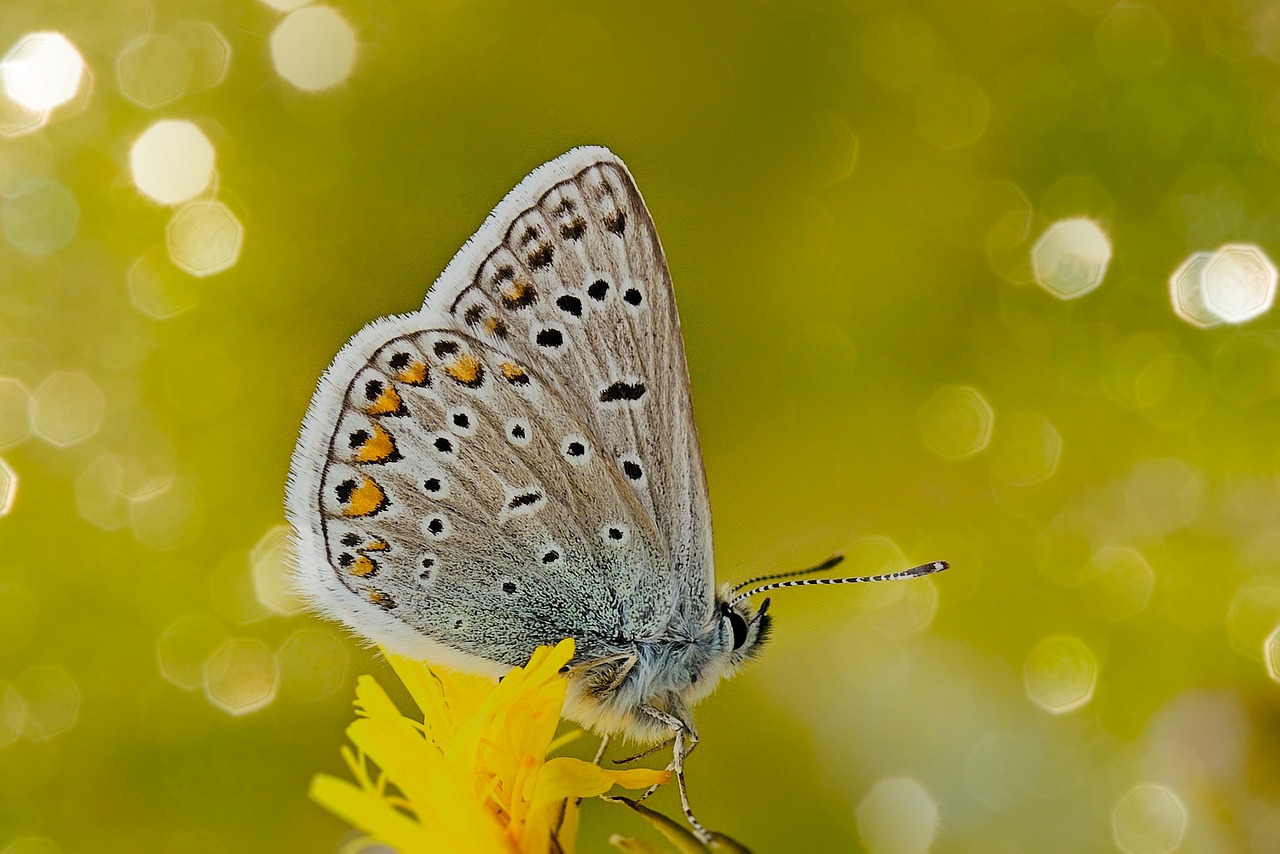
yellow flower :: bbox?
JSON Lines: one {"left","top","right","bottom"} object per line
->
{"left": 310, "top": 638, "right": 669, "bottom": 853}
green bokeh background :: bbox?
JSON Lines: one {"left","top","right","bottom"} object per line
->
{"left": 3, "top": 0, "right": 1280, "bottom": 851}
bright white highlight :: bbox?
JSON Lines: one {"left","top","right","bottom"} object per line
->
{"left": 270, "top": 6, "right": 357, "bottom": 92}
{"left": 1032, "top": 217, "right": 1112, "bottom": 299}
{"left": 130, "top": 120, "right": 216, "bottom": 205}
{"left": 1, "top": 32, "right": 85, "bottom": 111}
{"left": 1201, "top": 243, "right": 1276, "bottom": 324}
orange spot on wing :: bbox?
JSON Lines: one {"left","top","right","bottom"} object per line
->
{"left": 349, "top": 555, "right": 378, "bottom": 577}
{"left": 365, "top": 384, "right": 404, "bottom": 417}
{"left": 500, "top": 362, "right": 527, "bottom": 383}
{"left": 501, "top": 276, "right": 536, "bottom": 308}
{"left": 363, "top": 538, "right": 388, "bottom": 551}
{"left": 444, "top": 353, "right": 483, "bottom": 386}
{"left": 342, "top": 476, "right": 388, "bottom": 517}
{"left": 369, "top": 590, "right": 395, "bottom": 609}
{"left": 396, "top": 361, "right": 429, "bottom": 386}
{"left": 352, "top": 423, "right": 399, "bottom": 463}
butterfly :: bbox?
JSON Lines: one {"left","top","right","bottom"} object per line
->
{"left": 286, "top": 146, "right": 947, "bottom": 840}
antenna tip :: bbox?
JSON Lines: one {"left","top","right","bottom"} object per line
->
{"left": 905, "top": 560, "right": 949, "bottom": 577}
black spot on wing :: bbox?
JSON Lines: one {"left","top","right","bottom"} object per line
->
{"left": 599, "top": 381, "right": 647, "bottom": 403}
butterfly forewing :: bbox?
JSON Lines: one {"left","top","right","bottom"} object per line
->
{"left": 439, "top": 156, "right": 715, "bottom": 619}
{"left": 289, "top": 148, "right": 714, "bottom": 673}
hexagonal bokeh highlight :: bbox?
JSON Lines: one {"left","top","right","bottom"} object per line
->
{"left": 75, "top": 454, "right": 131, "bottom": 530}
{"left": 1031, "top": 217, "right": 1111, "bottom": 299}
{"left": 130, "top": 119, "right": 216, "bottom": 205}
{"left": 918, "top": 385, "right": 994, "bottom": 461}
{"left": 14, "top": 664, "right": 80, "bottom": 740}
{"left": 1112, "top": 784, "right": 1187, "bottom": 854}
{"left": 128, "top": 247, "right": 200, "bottom": 319}
{"left": 31, "top": 371, "right": 105, "bottom": 447}
{"left": 856, "top": 776, "right": 939, "bottom": 854}
{"left": 270, "top": 6, "right": 358, "bottom": 92}
{"left": 277, "top": 628, "right": 350, "bottom": 702}
{"left": 990, "top": 412, "right": 1061, "bottom": 486}
{"left": 0, "top": 456, "right": 16, "bottom": 516}
{"left": 1201, "top": 243, "right": 1277, "bottom": 324}
{"left": 204, "top": 637, "right": 279, "bottom": 715}
{"left": 117, "top": 34, "right": 192, "bottom": 108}
{"left": 171, "top": 22, "right": 231, "bottom": 91}
{"left": 1024, "top": 635, "right": 1097, "bottom": 714}
{"left": 0, "top": 378, "right": 31, "bottom": 448}
{"left": 1, "top": 32, "right": 85, "bottom": 111}
{"left": 916, "top": 74, "right": 989, "bottom": 150}
{"left": 251, "top": 524, "right": 303, "bottom": 616}
{"left": 129, "top": 478, "right": 204, "bottom": 552}
{"left": 2, "top": 180, "right": 78, "bottom": 255}
{"left": 1265, "top": 625, "right": 1280, "bottom": 682}
{"left": 166, "top": 200, "right": 243, "bottom": 277}
{"left": 1081, "top": 547, "right": 1155, "bottom": 621}
{"left": 158, "top": 614, "right": 231, "bottom": 691}
{"left": 1168, "top": 251, "right": 1219, "bottom": 328}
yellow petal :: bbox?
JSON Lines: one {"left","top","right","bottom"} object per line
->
{"left": 530, "top": 757, "right": 670, "bottom": 810}
{"left": 310, "top": 774, "right": 440, "bottom": 853}
{"left": 352, "top": 673, "right": 402, "bottom": 723}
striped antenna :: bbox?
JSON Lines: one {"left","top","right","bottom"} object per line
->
{"left": 729, "top": 560, "right": 949, "bottom": 607}
{"left": 730, "top": 553, "right": 846, "bottom": 593}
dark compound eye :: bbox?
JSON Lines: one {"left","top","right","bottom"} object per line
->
{"left": 727, "top": 609, "right": 748, "bottom": 650}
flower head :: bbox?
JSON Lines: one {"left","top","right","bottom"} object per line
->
{"left": 311, "top": 639, "right": 669, "bottom": 853}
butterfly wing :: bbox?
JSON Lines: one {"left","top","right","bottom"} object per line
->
{"left": 287, "top": 147, "right": 714, "bottom": 673}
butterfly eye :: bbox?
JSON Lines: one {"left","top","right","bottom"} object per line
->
{"left": 726, "top": 610, "right": 748, "bottom": 651}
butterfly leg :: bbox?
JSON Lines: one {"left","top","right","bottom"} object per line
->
{"left": 593, "top": 733, "right": 611, "bottom": 764}
{"left": 640, "top": 704, "right": 710, "bottom": 843}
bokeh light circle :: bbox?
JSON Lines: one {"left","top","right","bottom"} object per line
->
{"left": 165, "top": 200, "right": 244, "bottom": 276}
{"left": 270, "top": 6, "right": 358, "bottom": 92}
{"left": 130, "top": 120, "right": 216, "bottom": 205}
{"left": 1024, "top": 635, "right": 1097, "bottom": 714}
{"left": 1031, "top": 217, "right": 1111, "bottom": 299}
{"left": 1201, "top": 243, "right": 1276, "bottom": 324}
{"left": 1112, "top": 784, "right": 1187, "bottom": 854}
{"left": 1, "top": 32, "right": 85, "bottom": 111}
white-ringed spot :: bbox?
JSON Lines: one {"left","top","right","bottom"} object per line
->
{"left": 505, "top": 418, "right": 532, "bottom": 447}
{"left": 600, "top": 523, "right": 630, "bottom": 546}
{"left": 560, "top": 434, "right": 592, "bottom": 466}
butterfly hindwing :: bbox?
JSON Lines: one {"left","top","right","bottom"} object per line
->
{"left": 288, "top": 147, "right": 714, "bottom": 673}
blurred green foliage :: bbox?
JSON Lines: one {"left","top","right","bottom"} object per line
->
{"left": 2, "top": 1, "right": 1280, "bottom": 852}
